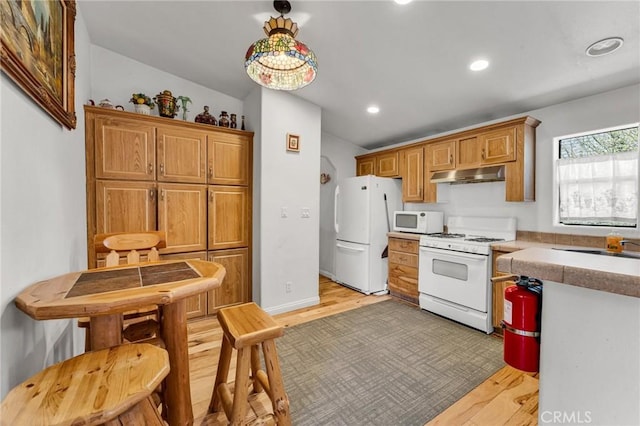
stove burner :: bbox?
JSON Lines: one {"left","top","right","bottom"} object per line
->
{"left": 465, "top": 237, "right": 505, "bottom": 243}
{"left": 427, "top": 233, "right": 465, "bottom": 239}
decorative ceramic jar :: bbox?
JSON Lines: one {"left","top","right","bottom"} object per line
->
{"left": 230, "top": 113, "right": 237, "bottom": 129}
{"left": 134, "top": 104, "right": 151, "bottom": 115}
{"left": 219, "top": 111, "right": 230, "bottom": 128}
{"left": 154, "top": 90, "right": 178, "bottom": 118}
{"left": 195, "top": 106, "right": 217, "bottom": 126}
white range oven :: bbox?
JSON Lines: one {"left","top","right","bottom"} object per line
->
{"left": 418, "top": 216, "right": 516, "bottom": 334}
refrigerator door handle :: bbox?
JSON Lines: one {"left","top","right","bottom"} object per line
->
{"left": 336, "top": 243, "right": 365, "bottom": 252}
{"left": 334, "top": 185, "right": 340, "bottom": 234}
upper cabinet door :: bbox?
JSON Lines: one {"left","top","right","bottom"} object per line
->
{"left": 157, "top": 126, "right": 207, "bottom": 184}
{"left": 427, "top": 140, "right": 456, "bottom": 171}
{"left": 376, "top": 152, "right": 400, "bottom": 177}
{"left": 457, "top": 137, "right": 481, "bottom": 169}
{"left": 95, "top": 117, "right": 156, "bottom": 181}
{"left": 356, "top": 157, "right": 376, "bottom": 176}
{"left": 208, "top": 133, "right": 250, "bottom": 186}
{"left": 400, "top": 146, "right": 424, "bottom": 202}
{"left": 479, "top": 127, "right": 517, "bottom": 164}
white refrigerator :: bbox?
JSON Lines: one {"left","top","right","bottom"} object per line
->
{"left": 334, "top": 175, "right": 402, "bottom": 294}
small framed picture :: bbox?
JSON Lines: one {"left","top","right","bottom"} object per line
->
{"left": 287, "top": 133, "right": 300, "bottom": 152}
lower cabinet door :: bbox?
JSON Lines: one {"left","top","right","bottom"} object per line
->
{"left": 207, "top": 248, "right": 249, "bottom": 314}
{"left": 161, "top": 251, "right": 208, "bottom": 319}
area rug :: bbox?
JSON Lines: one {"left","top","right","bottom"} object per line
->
{"left": 276, "top": 299, "right": 504, "bottom": 426}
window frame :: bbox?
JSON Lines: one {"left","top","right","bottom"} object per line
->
{"left": 552, "top": 122, "right": 640, "bottom": 233}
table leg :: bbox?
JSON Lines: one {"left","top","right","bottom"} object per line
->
{"left": 161, "top": 300, "right": 193, "bottom": 426}
{"left": 89, "top": 314, "right": 123, "bottom": 350}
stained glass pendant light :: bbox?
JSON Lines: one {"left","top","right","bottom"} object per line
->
{"left": 245, "top": 0, "right": 317, "bottom": 91}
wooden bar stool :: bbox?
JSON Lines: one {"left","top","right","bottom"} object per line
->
{"left": 208, "top": 302, "right": 290, "bottom": 425}
{"left": 1, "top": 343, "right": 169, "bottom": 426}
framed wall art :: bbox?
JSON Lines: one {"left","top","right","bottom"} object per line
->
{"left": 287, "top": 133, "right": 300, "bottom": 152}
{"left": 1, "top": 0, "right": 77, "bottom": 129}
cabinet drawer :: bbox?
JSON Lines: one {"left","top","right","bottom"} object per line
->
{"left": 388, "top": 238, "right": 419, "bottom": 254}
{"left": 389, "top": 250, "right": 418, "bottom": 268}
{"left": 388, "top": 266, "right": 419, "bottom": 299}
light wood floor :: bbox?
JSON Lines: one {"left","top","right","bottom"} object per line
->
{"left": 189, "top": 276, "right": 539, "bottom": 425}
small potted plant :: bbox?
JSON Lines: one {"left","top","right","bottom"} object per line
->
{"left": 130, "top": 93, "right": 155, "bottom": 115}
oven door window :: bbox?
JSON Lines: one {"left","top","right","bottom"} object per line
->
{"left": 432, "top": 259, "right": 468, "bottom": 281}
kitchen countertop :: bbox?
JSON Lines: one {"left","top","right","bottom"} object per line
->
{"left": 496, "top": 247, "right": 640, "bottom": 298}
{"left": 387, "top": 232, "right": 422, "bottom": 241}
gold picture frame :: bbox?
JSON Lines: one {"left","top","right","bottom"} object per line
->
{"left": 1, "top": 0, "right": 77, "bottom": 129}
{"left": 287, "top": 133, "right": 300, "bottom": 152}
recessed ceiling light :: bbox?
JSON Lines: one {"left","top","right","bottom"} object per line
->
{"left": 470, "top": 59, "right": 489, "bottom": 71}
{"left": 367, "top": 105, "right": 380, "bottom": 114}
{"left": 586, "top": 37, "right": 624, "bottom": 57}
{"left": 394, "top": 0, "right": 413, "bottom": 4}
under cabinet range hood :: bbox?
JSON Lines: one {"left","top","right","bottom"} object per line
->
{"left": 430, "top": 165, "right": 506, "bottom": 184}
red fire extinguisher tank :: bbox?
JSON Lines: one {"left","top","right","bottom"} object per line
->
{"left": 502, "top": 276, "right": 543, "bottom": 373}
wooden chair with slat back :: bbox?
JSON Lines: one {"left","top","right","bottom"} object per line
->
{"left": 79, "top": 231, "right": 167, "bottom": 351}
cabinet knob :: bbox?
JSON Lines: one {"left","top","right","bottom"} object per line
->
{"left": 160, "top": 189, "right": 165, "bottom": 200}
{"left": 481, "top": 149, "right": 485, "bottom": 160}
{"left": 208, "top": 167, "right": 213, "bottom": 178}
{"left": 159, "top": 163, "right": 165, "bottom": 175}
{"left": 149, "top": 189, "right": 155, "bottom": 199}
{"left": 450, "top": 154, "right": 453, "bottom": 164}
{"left": 148, "top": 163, "right": 153, "bottom": 174}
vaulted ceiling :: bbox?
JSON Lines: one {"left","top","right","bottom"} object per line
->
{"left": 79, "top": 1, "right": 640, "bottom": 149}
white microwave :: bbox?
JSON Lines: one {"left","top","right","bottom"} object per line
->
{"left": 393, "top": 211, "right": 444, "bottom": 234}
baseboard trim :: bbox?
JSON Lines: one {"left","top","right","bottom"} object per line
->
{"left": 264, "top": 296, "right": 321, "bottom": 315}
{"left": 319, "top": 269, "right": 335, "bottom": 280}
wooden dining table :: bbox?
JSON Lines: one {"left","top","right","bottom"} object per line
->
{"left": 15, "top": 259, "right": 226, "bottom": 426}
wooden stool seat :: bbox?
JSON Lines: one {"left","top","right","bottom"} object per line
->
{"left": 209, "top": 302, "right": 290, "bottom": 425}
{"left": 1, "top": 343, "right": 169, "bottom": 426}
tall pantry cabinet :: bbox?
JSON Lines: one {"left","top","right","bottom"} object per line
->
{"left": 84, "top": 106, "right": 252, "bottom": 319}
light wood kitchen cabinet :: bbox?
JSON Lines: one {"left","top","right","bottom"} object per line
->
{"left": 85, "top": 106, "right": 253, "bottom": 317}
{"left": 478, "top": 127, "right": 516, "bottom": 164}
{"left": 208, "top": 132, "right": 251, "bottom": 185}
{"left": 491, "top": 249, "right": 515, "bottom": 334}
{"left": 207, "top": 248, "right": 250, "bottom": 313}
{"left": 388, "top": 237, "right": 420, "bottom": 304}
{"left": 95, "top": 116, "right": 155, "bottom": 181}
{"left": 427, "top": 140, "right": 456, "bottom": 171}
{"left": 400, "top": 145, "right": 424, "bottom": 202}
{"left": 95, "top": 180, "right": 156, "bottom": 234}
{"left": 161, "top": 251, "right": 208, "bottom": 319}
{"left": 356, "top": 116, "right": 540, "bottom": 203}
{"left": 376, "top": 151, "right": 400, "bottom": 177}
{"left": 156, "top": 126, "right": 207, "bottom": 184}
{"left": 457, "top": 136, "right": 481, "bottom": 169}
{"left": 208, "top": 185, "right": 250, "bottom": 250}
{"left": 157, "top": 183, "right": 207, "bottom": 254}
{"left": 356, "top": 155, "right": 376, "bottom": 176}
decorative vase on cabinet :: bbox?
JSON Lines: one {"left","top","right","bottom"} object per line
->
{"left": 134, "top": 104, "right": 151, "bottom": 115}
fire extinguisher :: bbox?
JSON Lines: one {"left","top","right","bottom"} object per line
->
{"left": 502, "top": 275, "right": 543, "bottom": 373}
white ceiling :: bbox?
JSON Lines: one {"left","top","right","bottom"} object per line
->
{"left": 79, "top": 0, "right": 640, "bottom": 149}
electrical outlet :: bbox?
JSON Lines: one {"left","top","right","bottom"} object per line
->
{"left": 281, "top": 207, "right": 288, "bottom": 218}
{"left": 301, "top": 207, "right": 310, "bottom": 218}
{"left": 285, "top": 281, "right": 292, "bottom": 293}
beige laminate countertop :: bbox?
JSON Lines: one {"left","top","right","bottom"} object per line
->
{"left": 387, "top": 232, "right": 422, "bottom": 241}
{"left": 496, "top": 247, "right": 640, "bottom": 298}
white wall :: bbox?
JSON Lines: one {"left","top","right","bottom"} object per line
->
{"left": 403, "top": 84, "right": 640, "bottom": 238}
{"left": 0, "top": 12, "right": 91, "bottom": 398}
{"left": 319, "top": 133, "right": 367, "bottom": 277}
{"left": 255, "top": 89, "right": 322, "bottom": 314}
{"left": 90, "top": 45, "right": 243, "bottom": 123}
